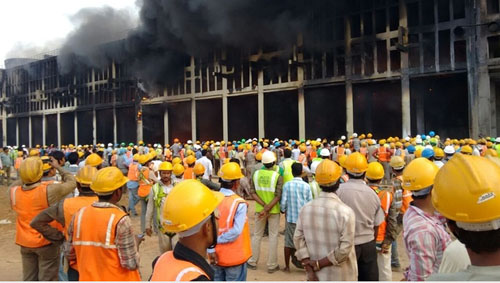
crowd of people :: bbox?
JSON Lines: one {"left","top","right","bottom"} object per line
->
{"left": 6, "top": 131, "right": 500, "bottom": 281}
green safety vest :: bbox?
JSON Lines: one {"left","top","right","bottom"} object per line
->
{"left": 282, "top": 159, "right": 295, "bottom": 184}
{"left": 151, "top": 183, "right": 167, "bottom": 231}
{"left": 253, "top": 169, "right": 280, "bottom": 214}
{"left": 495, "top": 144, "right": 500, "bottom": 156}
{"left": 309, "top": 179, "right": 321, "bottom": 199}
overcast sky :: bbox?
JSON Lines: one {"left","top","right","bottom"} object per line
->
{"left": 0, "top": 0, "right": 139, "bottom": 68}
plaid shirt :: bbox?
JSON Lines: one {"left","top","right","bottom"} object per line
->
{"left": 280, "top": 177, "right": 312, "bottom": 223}
{"left": 403, "top": 204, "right": 451, "bottom": 281}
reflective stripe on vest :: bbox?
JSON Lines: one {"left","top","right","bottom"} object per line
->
{"left": 138, "top": 168, "right": 152, "bottom": 198}
{"left": 252, "top": 169, "right": 280, "bottom": 214}
{"left": 73, "top": 205, "right": 140, "bottom": 281}
{"left": 370, "top": 185, "right": 393, "bottom": 243}
{"left": 151, "top": 251, "right": 208, "bottom": 281}
{"left": 63, "top": 196, "right": 98, "bottom": 238}
{"left": 282, "top": 159, "right": 295, "bottom": 184}
{"left": 215, "top": 195, "right": 252, "bottom": 267}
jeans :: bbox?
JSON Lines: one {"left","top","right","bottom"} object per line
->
{"left": 139, "top": 198, "right": 147, "bottom": 232}
{"left": 213, "top": 263, "right": 247, "bottom": 281}
{"left": 128, "top": 186, "right": 139, "bottom": 215}
{"left": 58, "top": 252, "right": 68, "bottom": 281}
{"left": 247, "top": 213, "right": 279, "bottom": 269}
{"left": 68, "top": 267, "right": 79, "bottom": 281}
{"left": 355, "top": 240, "right": 379, "bottom": 281}
{"left": 391, "top": 240, "right": 400, "bottom": 266}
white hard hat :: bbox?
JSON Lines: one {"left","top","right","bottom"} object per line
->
{"left": 316, "top": 138, "right": 322, "bottom": 142}
{"left": 215, "top": 141, "right": 220, "bottom": 146}
{"left": 262, "top": 151, "right": 276, "bottom": 164}
{"left": 108, "top": 143, "right": 113, "bottom": 147}
{"left": 352, "top": 133, "right": 358, "bottom": 138}
{"left": 405, "top": 137, "right": 410, "bottom": 141}
{"left": 22, "top": 145, "right": 26, "bottom": 148}
{"left": 311, "top": 162, "right": 319, "bottom": 174}
{"left": 320, "top": 148, "right": 330, "bottom": 157}
{"left": 341, "top": 135, "right": 346, "bottom": 140}
{"left": 496, "top": 137, "right": 500, "bottom": 143}
{"left": 444, "top": 145, "right": 455, "bottom": 154}
{"left": 416, "top": 138, "right": 423, "bottom": 144}
{"left": 306, "top": 141, "right": 310, "bottom": 145}
{"left": 330, "top": 140, "right": 335, "bottom": 145}
{"left": 187, "top": 140, "right": 193, "bottom": 144}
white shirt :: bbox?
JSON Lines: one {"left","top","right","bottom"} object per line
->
{"left": 291, "top": 148, "right": 300, "bottom": 161}
{"left": 196, "top": 156, "right": 213, "bottom": 180}
{"left": 438, "top": 239, "right": 470, "bottom": 274}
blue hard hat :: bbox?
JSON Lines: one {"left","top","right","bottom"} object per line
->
{"left": 407, "top": 145, "right": 416, "bottom": 154}
{"left": 421, "top": 134, "right": 427, "bottom": 140}
{"left": 429, "top": 131, "right": 435, "bottom": 137}
{"left": 274, "top": 142, "right": 280, "bottom": 147}
{"left": 421, "top": 148, "right": 435, "bottom": 159}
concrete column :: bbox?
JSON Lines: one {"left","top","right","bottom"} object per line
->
{"left": 400, "top": 0, "right": 411, "bottom": 138}
{"left": 57, "top": 112, "right": 61, "bottom": 147}
{"left": 258, "top": 69, "right": 265, "bottom": 139}
{"left": 42, "top": 114, "right": 46, "bottom": 146}
{"left": 298, "top": 88, "right": 306, "bottom": 140}
{"left": 191, "top": 98, "right": 196, "bottom": 142}
{"left": 16, "top": 118, "right": 19, "bottom": 147}
{"left": 74, "top": 112, "right": 78, "bottom": 146}
{"left": 113, "top": 106, "right": 117, "bottom": 145}
{"left": 92, "top": 108, "right": 97, "bottom": 145}
{"left": 136, "top": 104, "right": 143, "bottom": 144}
{"left": 28, "top": 116, "right": 32, "bottom": 148}
{"left": 2, "top": 117, "right": 6, "bottom": 147}
{"left": 164, "top": 106, "right": 169, "bottom": 145}
{"left": 221, "top": 55, "right": 229, "bottom": 141}
{"left": 345, "top": 16, "right": 354, "bottom": 136}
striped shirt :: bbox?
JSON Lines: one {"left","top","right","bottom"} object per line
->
{"left": 280, "top": 177, "right": 312, "bottom": 223}
{"left": 403, "top": 204, "right": 451, "bottom": 281}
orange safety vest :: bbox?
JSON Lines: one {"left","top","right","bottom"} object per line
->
{"left": 336, "top": 147, "right": 345, "bottom": 162}
{"left": 219, "top": 146, "right": 226, "bottom": 160}
{"left": 14, "top": 157, "right": 23, "bottom": 170}
{"left": 151, "top": 251, "right": 208, "bottom": 281}
{"left": 183, "top": 167, "right": 194, "bottom": 180}
{"left": 72, "top": 205, "right": 141, "bottom": 281}
{"left": 396, "top": 176, "right": 412, "bottom": 215}
{"left": 127, "top": 162, "right": 139, "bottom": 181}
{"left": 377, "top": 147, "right": 390, "bottom": 162}
{"left": 370, "top": 185, "right": 393, "bottom": 243}
{"left": 215, "top": 195, "right": 252, "bottom": 267}
{"left": 138, "top": 167, "right": 152, "bottom": 198}
{"left": 10, "top": 182, "right": 63, "bottom": 248}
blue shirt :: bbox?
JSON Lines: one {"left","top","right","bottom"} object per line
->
{"left": 280, "top": 177, "right": 312, "bottom": 223}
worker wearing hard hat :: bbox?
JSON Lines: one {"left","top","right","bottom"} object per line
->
{"left": 208, "top": 162, "right": 251, "bottom": 281}
{"left": 66, "top": 167, "right": 141, "bottom": 281}
{"left": 294, "top": 159, "right": 357, "bottom": 280}
{"left": 428, "top": 155, "right": 500, "bottom": 280}
{"left": 373, "top": 139, "right": 393, "bottom": 182}
{"left": 337, "top": 152, "right": 384, "bottom": 281}
{"left": 151, "top": 180, "right": 223, "bottom": 281}
{"left": 31, "top": 166, "right": 98, "bottom": 281}
{"left": 278, "top": 148, "right": 296, "bottom": 186}
{"left": 172, "top": 163, "right": 185, "bottom": 186}
{"left": 247, "top": 151, "right": 283, "bottom": 273}
{"left": 401, "top": 158, "right": 451, "bottom": 281}
{"left": 9, "top": 157, "right": 76, "bottom": 280}
{"left": 145, "top": 161, "right": 178, "bottom": 253}
{"left": 194, "top": 163, "right": 220, "bottom": 191}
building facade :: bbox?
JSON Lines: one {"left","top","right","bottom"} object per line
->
{"left": 1, "top": 0, "right": 500, "bottom": 147}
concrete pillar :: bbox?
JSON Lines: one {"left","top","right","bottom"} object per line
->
{"left": 298, "top": 88, "right": 306, "bottom": 140}
{"left": 16, "top": 118, "right": 19, "bottom": 147}
{"left": 191, "top": 98, "right": 196, "bottom": 142}
{"left": 28, "top": 116, "right": 32, "bottom": 148}
{"left": 92, "top": 108, "right": 97, "bottom": 145}
{"left": 57, "top": 112, "right": 61, "bottom": 147}
{"left": 345, "top": 16, "right": 354, "bottom": 136}
{"left": 258, "top": 69, "right": 265, "bottom": 139}
{"left": 113, "top": 106, "right": 117, "bottom": 145}
{"left": 221, "top": 55, "right": 229, "bottom": 141}
{"left": 74, "top": 112, "right": 78, "bottom": 146}
{"left": 416, "top": 91, "right": 425, "bottom": 135}
{"left": 400, "top": 0, "right": 411, "bottom": 138}
{"left": 42, "top": 114, "right": 46, "bottom": 146}
{"left": 136, "top": 104, "right": 143, "bottom": 143}
{"left": 164, "top": 106, "right": 169, "bottom": 145}
{"left": 2, "top": 117, "right": 6, "bottom": 147}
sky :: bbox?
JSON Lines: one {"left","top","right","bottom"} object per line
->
{"left": 0, "top": 0, "right": 139, "bottom": 68}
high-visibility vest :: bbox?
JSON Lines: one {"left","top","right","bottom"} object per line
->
{"left": 127, "top": 162, "right": 139, "bottom": 181}
{"left": 14, "top": 157, "right": 23, "bottom": 170}
{"left": 138, "top": 167, "right": 152, "bottom": 198}
{"left": 359, "top": 147, "right": 368, "bottom": 158}
{"left": 377, "top": 147, "right": 390, "bottom": 162}
{"left": 151, "top": 251, "right": 208, "bottom": 281}
{"left": 183, "top": 167, "right": 194, "bottom": 180}
{"left": 72, "top": 205, "right": 141, "bottom": 281}
{"left": 151, "top": 183, "right": 173, "bottom": 234}
{"left": 215, "top": 195, "right": 252, "bottom": 267}
{"left": 394, "top": 175, "right": 412, "bottom": 215}
{"left": 10, "top": 182, "right": 63, "bottom": 248}
{"left": 252, "top": 169, "right": 280, "bottom": 214}
{"left": 219, "top": 146, "right": 226, "bottom": 159}
{"left": 336, "top": 147, "right": 345, "bottom": 162}
{"left": 370, "top": 185, "right": 393, "bottom": 243}
{"left": 282, "top": 159, "right": 295, "bottom": 184}
{"left": 309, "top": 180, "right": 320, "bottom": 199}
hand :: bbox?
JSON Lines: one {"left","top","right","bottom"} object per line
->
{"left": 135, "top": 234, "right": 145, "bottom": 247}
{"left": 257, "top": 210, "right": 268, "bottom": 219}
{"left": 145, "top": 228, "right": 152, "bottom": 237}
{"left": 306, "top": 269, "right": 319, "bottom": 281}
{"left": 381, "top": 243, "right": 391, "bottom": 254}
{"left": 50, "top": 157, "right": 61, "bottom": 169}
{"left": 208, "top": 253, "right": 218, "bottom": 265}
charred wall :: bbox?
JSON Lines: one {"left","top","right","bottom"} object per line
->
{"left": 305, "top": 86, "right": 346, "bottom": 139}
{"left": 143, "top": 104, "right": 165, "bottom": 144}
{"left": 45, "top": 114, "right": 58, "bottom": 145}
{"left": 31, "top": 116, "right": 43, "bottom": 146}
{"left": 168, "top": 102, "right": 191, "bottom": 143}
{"left": 96, "top": 108, "right": 114, "bottom": 144}
{"left": 116, "top": 107, "right": 137, "bottom": 143}
{"left": 18, "top": 117, "right": 29, "bottom": 146}
{"left": 61, "top": 113, "right": 75, "bottom": 145}
{"left": 196, "top": 99, "right": 222, "bottom": 141}
{"left": 265, "top": 90, "right": 298, "bottom": 139}
{"left": 7, "top": 118, "right": 16, "bottom": 146}
{"left": 77, "top": 111, "right": 93, "bottom": 145}
{"left": 228, "top": 95, "right": 258, "bottom": 140}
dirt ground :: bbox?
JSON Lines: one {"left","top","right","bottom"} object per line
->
{"left": 0, "top": 183, "right": 408, "bottom": 281}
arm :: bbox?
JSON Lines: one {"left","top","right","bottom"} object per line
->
{"left": 280, "top": 185, "right": 288, "bottom": 213}
{"left": 323, "top": 209, "right": 355, "bottom": 266}
{"left": 293, "top": 211, "right": 309, "bottom": 261}
{"left": 30, "top": 200, "right": 65, "bottom": 244}
{"left": 217, "top": 203, "right": 247, "bottom": 244}
{"left": 64, "top": 214, "right": 76, "bottom": 263}
{"left": 116, "top": 216, "right": 140, "bottom": 270}
{"left": 46, "top": 165, "right": 77, "bottom": 206}
{"left": 264, "top": 175, "right": 283, "bottom": 212}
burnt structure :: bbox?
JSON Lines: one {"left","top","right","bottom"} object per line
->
{"left": 1, "top": 0, "right": 500, "bottom": 146}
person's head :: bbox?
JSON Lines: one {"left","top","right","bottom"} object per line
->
{"left": 218, "top": 162, "right": 244, "bottom": 190}
{"left": 19, "top": 157, "right": 44, "bottom": 185}
{"left": 90, "top": 167, "right": 129, "bottom": 204}
{"left": 162, "top": 180, "right": 223, "bottom": 252}
{"left": 41, "top": 156, "right": 55, "bottom": 177}
{"left": 201, "top": 149, "right": 207, "bottom": 156}
{"left": 75, "top": 165, "right": 98, "bottom": 194}
{"left": 366, "top": 162, "right": 384, "bottom": 184}
{"left": 67, "top": 152, "right": 79, "bottom": 165}
{"left": 186, "top": 155, "right": 196, "bottom": 168}
{"left": 86, "top": 153, "right": 103, "bottom": 169}
{"left": 193, "top": 163, "right": 205, "bottom": 178}
{"left": 315, "top": 159, "right": 342, "bottom": 193}
{"left": 172, "top": 163, "right": 185, "bottom": 178}
{"left": 433, "top": 154, "right": 500, "bottom": 258}
{"left": 402, "top": 158, "right": 439, "bottom": 203}
{"left": 320, "top": 148, "right": 330, "bottom": 159}
{"left": 291, "top": 162, "right": 303, "bottom": 178}
{"left": 344, "top": 152, "right": 368, "bottom": 179}
{"left": 49, "top": 150, "right": 66, "bottom": 166}
{"left": 3, "top": 147, "right": 8, "bottom": 153}
{"left": 284, "top": 148, "right": 292, "bottom": 158}
{"left": 390, "top": 156, "right": 406, "bottom": 175}
{"left": 158, "top": 162, "right": 173, "bottom": 184}
{"left": 262, "top": 151, "right": 276, "bottom": 168}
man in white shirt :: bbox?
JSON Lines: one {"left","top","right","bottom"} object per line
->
{"left": 196, "top": 149, "right": 213, "bottom": 180}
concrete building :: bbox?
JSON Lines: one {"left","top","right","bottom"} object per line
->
{"left": 1, "top": 0, "right": 500, "bottom": 147}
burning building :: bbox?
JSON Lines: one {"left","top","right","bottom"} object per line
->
{"left": 1, "top": 0, "right": 499, "bottom": 146}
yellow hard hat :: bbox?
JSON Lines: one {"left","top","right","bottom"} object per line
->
{"left": 379, "top": 139, "right": 386, "bottom": 145}
{"left": 138, "top": 154, "right": 149, "bottom": 165}
{"left": 173, "top": 163, "right": 185, "bottom": 176}
{"left": 337, "top": 140, "right": 343, "bottom": 145}
{"left": 19, "top": 157, "right": 43, "bottom": 184}
{"left": 433, "top": 154, "right": 500, "bottom": 227}
{"left": 460, "top": 145, "right": 473, "bottom": 155}
{"left": 159, "top": 161, "right": 173, "bottom": 171}
{"left": 186, "top": 155, "right": 196, "bottom": 165}
{"left": 90, "top": 167, "right": 129, "bottom": 195}
{"left": 366, "top": 162, "right": 384, "bottom": 181}
{"left": 299, "top": 144, "right": 306, "bottom": 152}
{"left": 415, "top": 148, "right": 423, "bottom": 158}
{"left": 75, "top": 165, "right": 98, "bottom": 186}
{"left": 344, "top": 152, "right": 368, "bottom": 174}
{"left": 86, "top": 153, "right": 103, "bottom": 167}
{"left": 194, "top": 163, "right": 205, "bottom": 176}
{"left": 338, "top": 154, "right": 348, "bottom": 168}
{"left": 78, "top": 151, "right": 84, "bottom": 158}
{"left": 434, "top": 148, "right": 445, "bottom": 158}
{"left": 315, "top": 160, "right": 342, "bottom": 186}
{"left": 29, "top": 149, "right": 40, "bottom": 157}
{"left": 485, "top": 148, "right": 498, "bottom": 157}
{"left": 402, "top": 158, "right": 439, "bottom": 191}
{"left": 395, "top": 142, "right": 403, "bottom": 148}
{"left": 367, "top": 133, "right": 373, "bottom": 138}
{"left": 218, "top": 162, "right": 244, "bottom": 181}
{"left": 162, "top": 179, "right": 224, "bottom": 233}
{"left": 172, "top": 157, "right": 182, "bottom": 166}
{"left": 186, "top": 149, "right": 194, "bottom": 156}
{"left": 255, "top": 152, "right": 263, "bottom": 161}
{"left": 389, "top": 156, "right": 406, "bottom": 170}
{"left": 17, "top": 151, "right": 23, "bottom": 157}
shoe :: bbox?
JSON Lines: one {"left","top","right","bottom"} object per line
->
{"left": 267, "top": 265, "right": 280, "bottom": 274}
{"left": 246, "top": 263, "right": 257, "bottom": 270}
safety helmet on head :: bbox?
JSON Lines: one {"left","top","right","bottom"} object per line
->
{"left": 172, "top": 164, "right": 185, "bottom": 176}
{"left": 366, "top": 162, "right": 384, "bottom": 181}
{"left": 344, "top": 152, "right": 368, "bottom": 175}
{"left": 315, "top": 160, "right": 342, "bottom": 186}
{"left": 186, "top": 155, "right": 196, "bottom": 165}
{"left": 379, "top": 139, "right": 386, "bottom": 145}
{"left": 29, "top": 149, "right": 40, "bottom": 157}
{"left": 19, "top": 157, "right": 43, "bottom": 184}
{"left": 402, "top": 158, "right": 439, "bottom": 193}
{"left": 193, "top": 163, "right": 205, "bottom": 176}
{"left": 389, "top": 156, "right": 406, "bottom": 170}
{"left": 172, "top": 157, "right": 182, "bottom": 165}
{"left": 90, "top": 167, "right": 129, "bottom": 195}
{"left": 421, "top": 148, "right": 435, "bottom": 159}
{"left": 485, "top": 148, "right": 498, "bottom": 157}
{"left": 262, "top": 151, "right": 276, "bottom": 164}
{"left": 86, "top": 153, "right": 103, "bottom": 167}
{"left": 460, "top": 145, "right": 473, "bottom": 155}
{"left": 320, "top": 148, "right": 330, "bottom": 157}
{"left": 75, "top": 165, "right": 98, "bottom": 186}
{"left": 158, "top": 161, "right": 173, "bottom": 171}
{"left": 444, "top": 145, "right": 455, "bottom": 154}
{"left": 41, "top": 156, "right": 52, "bottom": 172}
{"left": 338, "top": 155, "right": 348, "bottom": 168}
{"left": 162, "top": 180, "right": 224, "bottom": 233}
{"left": 255, "top": 152, "right": 263, "bottom": 161}
{"left": 218, "top": 162, "right": 244, "bottom": 181}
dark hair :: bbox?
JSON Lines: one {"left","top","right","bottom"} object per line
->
{"left": 98, "top": 193, "right": 114, "bottom": 202}
{"left": 67, "top": 152, "right": 79, "bottom": 164}
{"left": 448, "top": 220, "right": 500, "bottom": 253}
{"left": 219, "top": 179, "right": 236, "bottom": 188}
{"left": 291, "top": 162, "right": 303, "bottom": 177}
{"left": 132, "top": 148, "right": 138, "bottom": 154}
{"left": 96, "top": 151, "right": 104, "bottom": 158}
{"left": 284, "top": 148, "right": 292, "bottom": 158}
{"left": 347, "top": 172, "right": 365, "bottom": 179}
{"left": 49, "top": 150, "right": 65, "bottom": 162}
{"left": 3, "top": 147, "right": 8, "bottom": 151}
{"left": 264, "top": 162, "right": 274, "bottom": 168}
{"left": 320, "top": 182, "right": 340, "bottom": 193}
{"left": 230, "top": 158, "right": 240, "bottom": 165}
{"left": 201, "top": 149, "right": 207, "bottom": 156}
